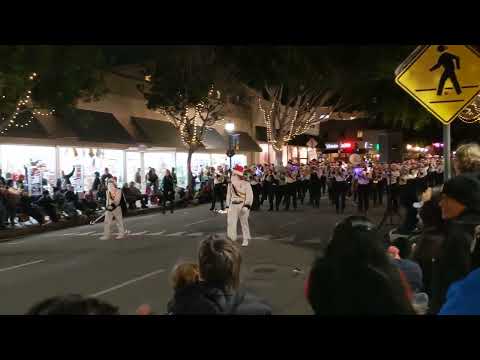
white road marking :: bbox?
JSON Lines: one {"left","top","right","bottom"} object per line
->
{"left": 89, "top": 268, "right": 166, "bottom": 297}
{"left": 147, "top": 231, "right": 166, "bottom": 236}
{"left": 165, "top": 231, "right": 187, "bottom": 237}
{"left": 280, "top": 220, "right": 301, "bottom": 228}
{"left": 185, "top": 219, "right": 211, "bottom": 227}
{"left": 187, "top": 232, "right": 205, "bottom": 237}
{"left": 0, "top": 259, "right": 45, "bottom": 273}
{"left": 252, "top": 235, "right": 272, "bottom": 241}
{"left": 129, "top": 231, "right": 148, "bottom": 236}
{"left": 62, "top": 233, "right": 78, "bottom": 236}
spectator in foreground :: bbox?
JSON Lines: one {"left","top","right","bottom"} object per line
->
{"left": 387, "top": 246, "right": 423, "bottom": 293}
{"left": 306, "top": 216, "right": 415, "bottom": 315}
{"left": 439, "top": 267, "right": 480, "bottom": 315}
{"left": 454, "top": 142, "right": 480, "bottom": 176}
{"left": 430, "top": 173, "right": 480, "bottom": 313}
{"left": 411, "top": 190, "right": 446, "bottom": 298}
{"left": 166, "top": 236, "right": 272, "bottom": 315}
{"left": 26, "top": 294, "right": 119, "bottom": 315}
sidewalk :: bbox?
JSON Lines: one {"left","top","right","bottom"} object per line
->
{"left": 0, "top": 200, "right": 192, "bottom": 242}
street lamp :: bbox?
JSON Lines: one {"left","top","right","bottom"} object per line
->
{"left": 225, "top": 122, "right": 235, "bottom": 173}
{"left": 225, "top": 122, "right": 235, "bottom": 133}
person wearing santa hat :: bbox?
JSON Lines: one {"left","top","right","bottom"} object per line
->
{"left": 226, "top": 164, "right": 253, "bottom": 246}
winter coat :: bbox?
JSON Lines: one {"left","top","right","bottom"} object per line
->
{"left": 162, "top": 175, "right": 175, "bottom": 194}
{"left": 91, "top": 177, "right": 101, "bottom": 192}
{"left": 430, "top": 211, "right": 480, "bottom": 314}
{"left": 439, "top": 267, "right": 480, "bottom": 315}
{"left": 411, "top": 228, "right": 445, "bottom": 298}
{"left": 167, "top": 282, "right": 272, "bottom": 315}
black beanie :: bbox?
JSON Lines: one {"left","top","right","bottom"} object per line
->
{"left": 442, "top": 173, "right": 480, "bottom": 212}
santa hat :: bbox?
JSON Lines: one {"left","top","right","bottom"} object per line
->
{"left": 233, "top": 164, "right": 244, "bottom": 176}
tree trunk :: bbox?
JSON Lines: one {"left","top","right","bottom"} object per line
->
{"left": 275, "top": 149, "right": 283, "bottom": 166}
{"left": 186, "top": 148, "right": 194, "bottom": 199}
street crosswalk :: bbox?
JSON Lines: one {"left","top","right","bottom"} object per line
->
{"left": 59, "top": 230, "right": 302, "bottom": 243}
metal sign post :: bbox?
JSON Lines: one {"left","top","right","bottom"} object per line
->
{"left": 443, "top": 124, "right": 452, "bottom": 181}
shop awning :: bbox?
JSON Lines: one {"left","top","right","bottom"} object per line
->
{"left": 229, "top": 131, "right": 262, "bottom": 152}
{"left": 132, "top": 117, "right": 228, "bottom": 151}
{"left": 132, "top": 117, "right": 185, "bottom": 148}
{"left": 255, "top": 126, "right": 268, "bottom": 142}
{"left": 0, "top": 112, "right": 49, "bottom": 138}
{"left": 58, "top": 109, "right": 134, "bottom": 144}
{"left": 203, "top": 127, "right": 227, "bottom": 151}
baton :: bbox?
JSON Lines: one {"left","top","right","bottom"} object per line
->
{"left": 89, "top": 213, "right": 105, "bottom": 225}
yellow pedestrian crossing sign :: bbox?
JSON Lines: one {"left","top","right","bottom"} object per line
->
{"left": 395, "top": 45, "right": 480, "bottom": 125}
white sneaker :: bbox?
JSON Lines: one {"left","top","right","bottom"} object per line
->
{"left": 99, "top": 236, "right": 110, "bottom": 240}
{"left": 241, "top": 239, "right": 249, "bottom": 247}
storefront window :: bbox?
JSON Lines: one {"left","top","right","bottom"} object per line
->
{"left": 308, "top": 148, "right": 318, "bottom": 162}
{"left": 0, "top": 144, "right": 56, "bottom": 190}
{"left": 126, "top": 151, "right": 141, "bottom": 185}
{"left": 212, "top": 153, "right": 247, "bottom": 169}
{"left": 59, "top": 147, "right": 124, "bottom": 192}
{"left": 145, "top": 151, "right": 176, "bottom": 182}
{"left": 299, "top": 147, "right": 308, "bottom": 164}
{"left": 268, "top": 144, "right": 276, "bottom": 165}
{"left": 259, "top": 143, "right": 269, "bottom": 164}
{"left": 176, "top": 152, "right": 213, "bottom": 188}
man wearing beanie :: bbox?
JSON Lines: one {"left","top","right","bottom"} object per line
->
{"left": 430, "top": 173, "right": 480, "bottom": 313}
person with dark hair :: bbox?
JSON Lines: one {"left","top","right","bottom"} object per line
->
{"left": 35, "top": 190, "right": 59, "bottom": 223}
{"left": 26, "top": 294, "right": 119, "bottom": 315}
{"left": 123, "top": 182, "right": 148, "bottom": 210}
{"left": 60, "top": 167, "right": 75, "bottom": 188}
{"left": 91, "top": 171, "right": 101, "bottom": 199}
{"left": 306, "top": 216, "right": 415, "bottom": 315}
{"left": 309, "top": 171, "right": 321, "bottom": 208}
{"left": 162, "top": 169, "right": 175, "bottom": 214}
{"left": 166, "top": 236, "right": 272, "bottom": 315}
{"left": 430, "top": 173, "right": 480, "bottom": 313}
{"left": 332, "top": 166, "right": 348, "bottom": 214}
{"left": 411, "top": 189, "right": 446, "bottom": 298}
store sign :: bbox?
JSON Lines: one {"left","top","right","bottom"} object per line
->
{"left": 325, "top": 143, "right": 339, "bottom": 150}
{"left": 340, "top": 142, "right": 352, "bottom": 149}
{"left": 73, "top": 164, "right": 84, "bottom": 193}
{"left": 27, "top": 166, "right": 43, "bottom": 196}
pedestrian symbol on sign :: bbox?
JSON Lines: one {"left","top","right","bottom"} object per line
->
{"left": 395, "top": 45, "right": 480, "bottom": 125}
{"left": 429, "top": 45, "right": 461, "bottom": 96}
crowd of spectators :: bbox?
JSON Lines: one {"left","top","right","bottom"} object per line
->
{"left": 12, "top": 143, "right": 480, "bottom": 315}
{"left": 0, "top": 166, "right": 186, "bottom": 230}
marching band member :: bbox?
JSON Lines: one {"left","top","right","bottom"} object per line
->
{"left": 100, "top": 179, "right": 126, "bottom": 240}
{"left": 226, "top": 164, "right": 253, "bottom": 247}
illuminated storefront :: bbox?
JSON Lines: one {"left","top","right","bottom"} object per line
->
{"left": 0, "top": 144, "right": 56, "bottom": 189}
{"left": 59, "top": 147, "right": 125, "bottom": 191}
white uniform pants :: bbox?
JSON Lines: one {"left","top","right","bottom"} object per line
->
{"left": 103, "top": 207, "right": 125, "bottom": 238}
{"left": 227, "top": 204, "right": 251, "bottom": 242}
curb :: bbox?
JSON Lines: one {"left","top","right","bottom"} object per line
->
{"left": 0, "top": 199, "right": 199, "bottom": 243}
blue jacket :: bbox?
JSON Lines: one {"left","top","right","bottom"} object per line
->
{"left": 439, "top": 268, "right": 480, "bottom": 315}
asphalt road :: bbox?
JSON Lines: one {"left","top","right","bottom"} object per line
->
{"left": 0, "top": 195, "right": 393, "bottom": 315}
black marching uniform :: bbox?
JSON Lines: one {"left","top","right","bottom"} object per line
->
{"left": 262, "top": 172, "right": 277, "bottom": 211}
{"left": 332, "top": 169, "right": 348, "bottom": 214}
{"left": 210, "top": 172, "right": 226, "bottom": 211}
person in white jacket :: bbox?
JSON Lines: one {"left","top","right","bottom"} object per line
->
{"left": 100, "top": 179, "right": 125, "bottom": 240}
{"left": 226, "top": 164, "right": 253, "bottom": 247}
